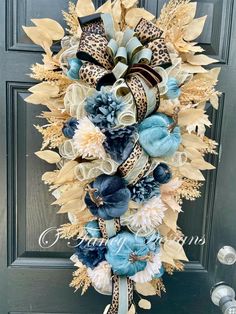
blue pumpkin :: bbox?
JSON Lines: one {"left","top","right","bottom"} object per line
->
{"left": 166, "top": 77, "right": 181, "bottom": 99}
{"left": 153, "top": 163, "right": 172, "bottom": 184}
{"left": 138, "top": 113, "right": 181, "bottom": 157}
{"left": 85, "top": 174, "right": 131, "bottom": 220}
{"left": 105, "top": 232, "right": 150, "bottom": 276}
{"left": 67, "top": 58, "right": 82, "bottom": 80}
{"left": 62, "top": 117, "right": 78, "bottom": 139}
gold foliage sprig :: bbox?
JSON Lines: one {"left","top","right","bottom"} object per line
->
{"left": 163, "top": 261, "right": 184, "bottom": 275}
{"left": 30, "top": 64, "right": 72, "bottom": 91}
{"left": 157, "top": 0, "right": 191, "bottom": 32}
{"left": 57, "top": 223, "right": 85, "bottom": 240}
{"left": 70, "top": 266, "right": 92, "bottom": 295}
{"left": 180, "top": 78, "right": 220, "bottom": 106}
{"left": 35, "top": 122, "right": 66, "bottom": 149}
{"left": 62, "top": 2, "right": 79, "bottom": 35}
{"left": 176, "top": 178, "right": 202, "bottom": 201}
{"left": 151, "top": 278, "right": 166, "bottom": 297}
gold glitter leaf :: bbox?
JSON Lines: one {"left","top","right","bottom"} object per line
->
{"left": 138, "top": 299, "right": 151, "bottom": 310}
{"left": 179, "top": 163, "right": 205, "bottom": 181}
{"left": 76, "top": 0, "right": 95, "bottom": 17}
{"left": 31, "top": 18, "right": 64, "bottom": 40}
{"left": 35, "top": 150, "right": 61, "bottom": 164}
{"left": 191, "top": 158, "right": 215, "bottom": 170}
{"left": 186, "top": 54, "right": 218, "bottom": 66}
{"left": 183, "top": 16, "right": 207, "bottom": 41}
{"left": 22, "top": 26, "right": 52, "bottom": 54}
{"left": 125, "top": 8, "right": 155, "bottom": 28}
{"left": 135, "top": 282, "right": 157, "bottom": 296}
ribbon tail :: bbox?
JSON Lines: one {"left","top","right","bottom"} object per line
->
{"left": 106, "top": 275, "right": 134, "bottom": 314}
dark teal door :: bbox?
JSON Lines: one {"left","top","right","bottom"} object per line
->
{"left": 0, "top": 1, "right": 236, "bottom": 313}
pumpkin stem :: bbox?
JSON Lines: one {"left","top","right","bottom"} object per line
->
{"left": 84, "top": 184, "right": 104, "bottom": 207}
{"left": 168, "top": 106, "right": 180, "bottom": 133}
{"left": 129, "top": 252, "right": 154, "bottom": 263}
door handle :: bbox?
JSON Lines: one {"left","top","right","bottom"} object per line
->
{"left": 211, "top": 282, "right": 236, "bottom": 314}
{"left": 217, "top": 246, "right": 236, "bottom": 265}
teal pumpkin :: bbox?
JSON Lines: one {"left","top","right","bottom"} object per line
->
{"left": 67, "top": 58, "right": 82, "bottom": 80}
{"left": 138, "top": 113, "right": 181, "bottom": 157}
{"left": 166, "top": 77, "right": 181, "bottom": 99}
{"left": 105, "top": 232, "right": 150, "bottom": 276}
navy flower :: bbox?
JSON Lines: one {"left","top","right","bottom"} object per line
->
{"left": 75, "top": 240, "right": 106, "bottom": 269}
{"left": 129, "top": 176, "right": 160, "bottom": 203}
{"left": 85, "top": 87, "right": 124, "bottom": 129}
{"left": 103, "top": 126, "right": 137, "bottom": 164}
{"left": 153, "top": 163, "right": 172, "bottom": 184}
{"left": 62, "top": 117, "right": 79, "bottom": 139}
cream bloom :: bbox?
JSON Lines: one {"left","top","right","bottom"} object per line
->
{"left": 87, "top": 261, "right": 112, "bottom": 296}
{"left": 73, "top": 117, "right": 106, "bottom": 160}
{"left": 121, "top": 196, "right": 167, "bottom": 236}
{"left": 130, "top": 253, "right": 162, "bottom": 283}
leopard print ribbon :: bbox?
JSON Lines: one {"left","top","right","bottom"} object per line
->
{"left": 77, "top": 14, "right": 171, "bottom": 122}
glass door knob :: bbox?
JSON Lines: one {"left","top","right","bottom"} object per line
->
{"left": 218, "top": 247, "right": 236, "bottom": 265}
{"left": 211, "top": 283, "right": 236, "bottom": 314}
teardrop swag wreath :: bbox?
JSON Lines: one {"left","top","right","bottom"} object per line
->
{"left": 23, "top": 0, "right": 220, "bottom": 313}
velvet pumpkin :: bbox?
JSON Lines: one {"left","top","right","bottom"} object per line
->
{"left": 105, "top": 232, "right": 150, "bottom": 276}
{"left": 85, "top": 174, "right": 131, "bottom": 220}
{"left": 153, "top": 163, "right": 172, "bottom": 184}
{"left": 138, "top": 113, "right": 181, "bottom": 157}
{"left": 166, "top": 77, "right": 181, "bottom": 99}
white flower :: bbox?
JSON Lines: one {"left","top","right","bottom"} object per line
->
{"left": 73, "top": 117, "right": 106, "bottom": 160}
{"left": 130, "top": 253, "right": 162, "bottom": 283}
{"left": 121, "top": 197, "right": 167, "bottom": 236}
{"left": 87, "top": 261, "right": 112, "bottom": 295}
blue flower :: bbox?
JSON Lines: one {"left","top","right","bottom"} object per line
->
{"left": 105, "top": 232, "right": 150, "bottom": 276}
{"left": 62, "top": 117, "right": 79, "bottom": 139}
{"left": 85, "top": 174, "right": 131, "bottom": 220}
{"left": 153, "top": 163, "right": 172, "bottom": 184}
{"left": 129, "top": 176, "right": 160, "bottom": 203}
{"left": 103, "top": 126, "right": 137, "bottom": 164}
{"left": 85, "top": 87, "right": 124, "bottom": 129}
{"left": 67, "top": 58, "right": 83, "bottom": 80}
{"left": 85, "top": 221, "right": 102, "bottom": 238}
{"left": 75, "top": 240, "right": 106, "bottom": 269}
{"left": 166, "top": 77, "right": 181, "bottom": 99}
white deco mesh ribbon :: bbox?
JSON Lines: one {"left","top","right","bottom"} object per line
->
{"left": 74, "top": 159, "right": 119, "bottom": 181}
{"left": 64, "top": 83, "right": 95, "bottom": 119}
{"left": 112, "top": 79, "right": 137, "bottom": 126}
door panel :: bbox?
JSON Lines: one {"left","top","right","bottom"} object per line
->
{"left": 0, "top": 0, "right": 236, "bottom": 313}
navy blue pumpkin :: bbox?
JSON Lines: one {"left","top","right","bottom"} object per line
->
{"left": 153, "top": 163, "right": 172, "bottom": 184}
{"left": 85, "top": 174, "right": 131, "bottom": 220}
